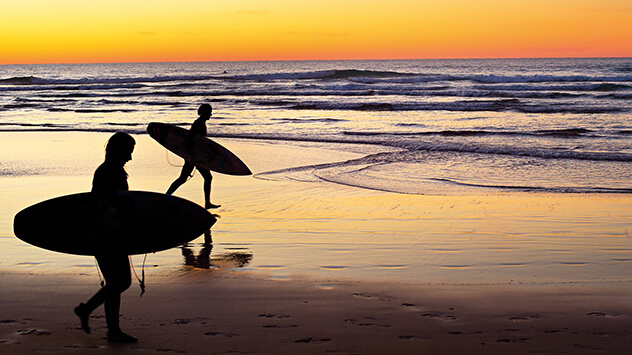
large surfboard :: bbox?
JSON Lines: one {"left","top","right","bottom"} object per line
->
{"left": 147, "top": 122, "right": 252, "bottom": 176}
{"left": 13, "top": 191, "right": 217, "bottom": 256}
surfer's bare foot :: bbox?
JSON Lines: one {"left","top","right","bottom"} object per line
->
{"left": 206, "top": 202, "right": 221, "bottom": 209}
{"left": 74, "top": 303, "right": 91, "bottom": 334}
{"left": 107, "top": 330, "right": 138, "bottom": 343}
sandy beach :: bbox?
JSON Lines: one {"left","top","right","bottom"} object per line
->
{"left": 1, "top": 132, "right": 631, "bottom": 354}
{"left": 1, "top": 272, "right": 631, "bottom": 354}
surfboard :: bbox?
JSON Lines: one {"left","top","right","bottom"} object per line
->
{"left": 13, "top": 191, "right": 217, "bottom": 256}
{"left": 147, "top": 122, "right": 252, "bottom": 176}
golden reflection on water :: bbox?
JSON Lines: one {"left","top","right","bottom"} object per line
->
{"left": 1, "top": 132, "right": 630, "bottom": 284}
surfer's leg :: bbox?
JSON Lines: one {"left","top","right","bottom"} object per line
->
{"left": 74, "top": 301, "right": 95, "bottom": 334}
{"left": 96, "top": 254, "right": 132, "bottom": 337}
{"left": 76, "top": 270, "right": 110, "bottom": 333}
{"left": 198, "top": 168, "right": 220, "bottom": 209}
{"left": 166, "top": 162, "right": 194, "bottom": 195}
{"left": 204, "top": 229, "right": 213, "bottom": 244}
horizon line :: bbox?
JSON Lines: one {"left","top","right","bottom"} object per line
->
{"left": 2, "top": 56, "right": 631, "bottom": 66}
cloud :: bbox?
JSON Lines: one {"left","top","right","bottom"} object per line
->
{"left": 137, "top": 31, "right": 157, "bottom": 36}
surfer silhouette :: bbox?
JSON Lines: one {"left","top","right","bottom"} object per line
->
{"left": 182, "top": 242, "right": 213, "bottom": 269}
{"left": 166, "top": 104, "right": 220, "bottom": 209}
{"left": 181, "top": 241, "right": 253, "bottom": 270}
{"left": 74, "top": 132, "right": 138, "bottom": 343}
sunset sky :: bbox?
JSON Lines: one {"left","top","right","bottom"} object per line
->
{"left": 1, "top": 0, "right": 630, "bottom": 64}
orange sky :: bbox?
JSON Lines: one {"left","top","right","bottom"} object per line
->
{"left": 1, "top": 0, "right": 630, "bottom": 64}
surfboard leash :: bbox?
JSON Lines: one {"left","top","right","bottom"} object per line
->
{"left": 94, "top": 258, "right": 105, "bottom": 288}
{"left": 187, "top": 169, "right": 196, "bottom": 181}
{"left": 165, "top": 149, "right": 184, "bottom": 168}
{"left": 129, "top": 254, "right": 147, "bottom": 297}
{"left": 165, "top": 149, "right": 196, "bottom": 181}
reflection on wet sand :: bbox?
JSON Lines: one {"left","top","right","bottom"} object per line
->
{"left": 181, "top": 232, "right": 253, "bottom": 270}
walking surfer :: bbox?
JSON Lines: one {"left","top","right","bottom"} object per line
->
{"left": 166, "top": 104, "right": 220, "bottom": 209}
{"left": 74, "top": 132, "right": 138, "bottom": 343}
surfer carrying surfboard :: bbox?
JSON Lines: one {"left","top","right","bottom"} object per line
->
{"left": 166, "top": 104, "right": 221, "bottom": 209}
{"left": 74, "top": 132, "right": 138, "bottom": 343}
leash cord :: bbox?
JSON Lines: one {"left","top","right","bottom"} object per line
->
{"left": 165, "top": 149, "right": 195, "bottom": 182}
{"left": 165, "top": 149, "right": 183, "bottom": 167}
{"left": 129, "top": 254, "right": 147, "bottom": 297}
{"left": 95, "top": 258, "right": 104, "bottom": 287}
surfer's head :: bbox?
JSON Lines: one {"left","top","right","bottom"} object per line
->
{"left": 105, "top": 132, "right": 135, "bottom": 165}
{"left": 198, "top": 103, "right": 213, "bottom": 119}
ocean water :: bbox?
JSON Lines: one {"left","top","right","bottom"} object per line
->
{"left": 1, "top": 58, "right": 631, "bottom": 195}
{"left": 1, "top": 59, "right": 631, "bottom": 283}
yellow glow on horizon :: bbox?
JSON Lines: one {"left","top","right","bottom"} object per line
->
{"left": 1, "top": 0, "right": 630, "bottom": 64}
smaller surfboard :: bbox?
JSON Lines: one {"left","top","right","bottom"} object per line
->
{"left": 13, "top": 191, "right": 217, "bottom": 256}
{"left": 147, "top": 122, "right": 252, "bottom": 176}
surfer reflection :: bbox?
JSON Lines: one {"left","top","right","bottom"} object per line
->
{"left": 74, "top": 132, "right": 138, "bottom": 343}
{"left": 166, "top": 104, "right": 220, "bottom": 209}
{"left": 181, "top": 239, "right": 253, "bottom": 270}
{"left": 182, "top": 242, "right": 213, "bottom": 269}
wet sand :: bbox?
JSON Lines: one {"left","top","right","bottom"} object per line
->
{"left": 1, "top": 272, "right": 630, "bottom": 354}
{"left": 0, "top": 132, "right": 631, "bottom": 354}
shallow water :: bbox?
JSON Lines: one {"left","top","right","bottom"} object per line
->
{"left": 1, "top": 59, "right": 631, "bottom": 195}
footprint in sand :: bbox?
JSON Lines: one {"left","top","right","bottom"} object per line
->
{"left": 294, "top": 337, "right": 331, "bottom": 344}
{"left": 496, "top": 337, "right": 531, "bottom": 343}
{"left": 17, "top": 329, "right": 51, "bottom": 336}
{"left": 587, "top": 312, "right": 621, "bottom": 318}
{"left": 549, "top": 329, "right": 579, "bottom": 335}
{"left": 398, "top": 335, "right": 416, "bottom": 340}
{"left": 65, "top": 344, "right": 103, "bottom": 350}
{"left": 543, "top": 329, "right": 561, "bottom": 334}
{"left": 398, "top": 335, "right": 435, "bottom": 341}
{"left": 509, "top": 314, "right": 540, "bottom": 321}
{"left": 344, "top": 317, "right": 391, "bottom": 328}
{"left": 352, "top": 292, "right": 390, "bottom": 302}
{"left": 1, "top": 318, "right": 32, "bottom": 326}
{"left": 258, "top": 314, "right": 290, "bottom": 319}
{"left": 204, "top": 331, "right": 238, "bottom": 338}
{"left": 398, "top": 303, "right": 458, "bottom": 321}
{"left": 173, "top": 317, "right": 211, "bottom": 325}
{"left": 421, "top": 312, "right": 458, "bottom": 321}
{"left": 344, "top": 318, "right": 376, "bottom": 327}
{"left": 263, "top": 324, "right": 298, "bottom": 329}
{"left": 574, "top": 344, "right": 604, "bottom": 351}
{"left": 258, "top": 314, "right": 295, "bottom": 329}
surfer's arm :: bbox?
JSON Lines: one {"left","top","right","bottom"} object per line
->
{"left": 185, "top": 132, "right": 196, "bottom": 155}
{"left": 186, "top": 120, "right": 205, "bottom": 155}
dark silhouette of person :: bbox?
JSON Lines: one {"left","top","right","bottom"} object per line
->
{"left": 166, "top": 104, "right": 220, "bottom": 209}
{"left": 181, "top": 240, "right": 253, "bottom": 270}
{"left": 74, "top": 132, "right": 138, "bottom": 343}
{"left": 182, "top": 242, "right": 213, "bottom": 269}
